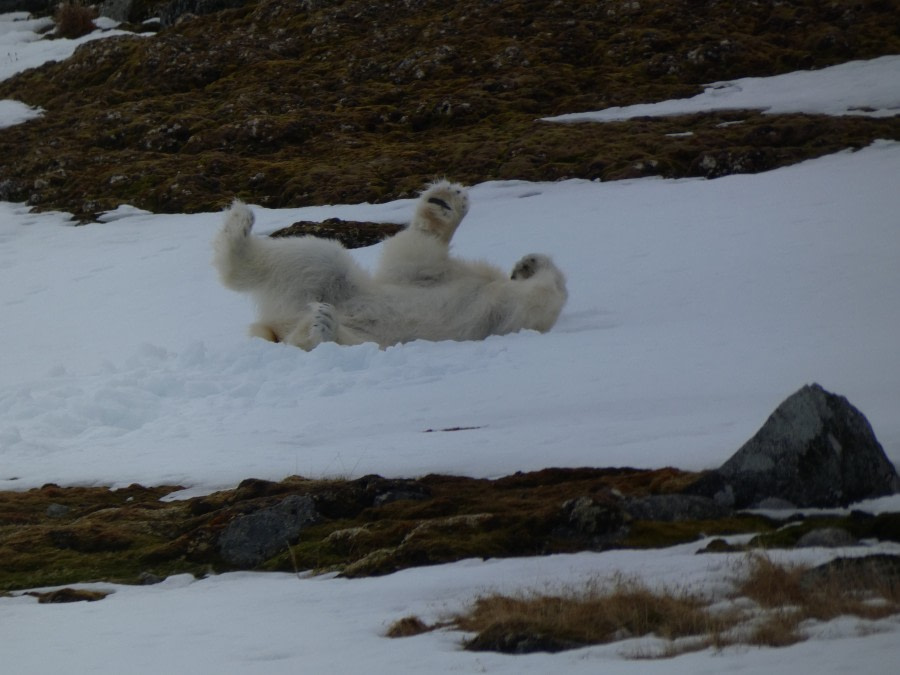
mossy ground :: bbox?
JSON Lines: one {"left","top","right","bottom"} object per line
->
{"left": 3, "top": 468, "right": 897, "bottom": 592}
{"left": 0, "top": 0, "right": 898, "bottom": 220}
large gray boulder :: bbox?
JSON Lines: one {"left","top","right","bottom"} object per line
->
{"left": 689, "top": 383, "right": 900, "bottom": 509}
{"left": 218, "top": 494, "right": 320, "bottom": 567}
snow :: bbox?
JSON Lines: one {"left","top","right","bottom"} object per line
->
{"left": 3, "top": 141, "right": 899, "bottom": 493}
{"left": 1, "top": 14, "right": 899, "bottom": 674}
{"left": 544, "top": 55, "right": 900, "bottom": 122}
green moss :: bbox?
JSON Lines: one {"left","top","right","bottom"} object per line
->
{"left": 623, "top": 515, "right": 777, "bottom": 549}
{"left": 3, "top": 472, "right": 899, "bottom": 589}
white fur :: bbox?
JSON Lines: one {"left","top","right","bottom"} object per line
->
{"left": 212, "top": 180, "right": 568, "bottom": 351}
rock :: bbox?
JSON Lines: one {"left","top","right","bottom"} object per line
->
{"left": 159, "top": 0, "right": 249, "bottom": 26}
{"left": 688, "top": 384, "right": 900, "bottom": 509}
{"left": 624, "top": 494, "right": 729, "bottom": 522}
{"left": 99, "top": 0, "right": 135, "bottom": 21}
{"left": 697, "top": 538, "right": 743, "bottom": 553}
{"left": 26, "top": 588, "right": 111, "bottom": 604}
{"left": 465, "top": 624, "right": 584, "bottom": 654}
{"left": 799, "top": 554, "right": 900, "bottom": 590}
{"left": 270, "top": 219, "right": 404, "bottom": 249}
{"left": 795, "top": 527, "right": 858, "bottom": 548}
{"left": 46, "top": 503, "right": 70, "bottom": 518}
{"left": 561, "top": 496, "right": 628, "bottom": 543}
{"left": 217, "top": 494, "right": 320, "bottom": 567}
{"left": 138, "top": 571, "right": 165, "bottom": 584}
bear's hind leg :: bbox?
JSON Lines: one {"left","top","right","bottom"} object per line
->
{"left": 284, "top": 303, "right": 338, "bottom": 351}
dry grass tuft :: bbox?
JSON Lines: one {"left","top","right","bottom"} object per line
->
{"left": 437, "top": 553, "right": 900, "bottom": 657}
{"left": 54, "top": 2, "right": 98, "bottom": 40}
{"left": 455, "top": 578, "right": 735, "bottom": 654}
{"left": 736, "top": 553, "right": 900, "bottom": 626}
{"left": 385, "top": 616, "right": 437, "bottom": 638}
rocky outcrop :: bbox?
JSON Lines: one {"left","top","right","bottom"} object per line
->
{"left": 217, "top": 494, "right": 320, "bottom": 566}
{"left": 688, "top": 383, "right": 900, "bottom": 509}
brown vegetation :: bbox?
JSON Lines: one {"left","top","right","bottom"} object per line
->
{"left": 0, "top": 1, "right": 898, "bottom": 220}
{"left": 0, "top": 468, "right": 770, "bottom": 591}
{"left": 54, "top": 2, "right": 97, "bottom": 40}
{"left": 389, "top": 553, "right": 900, "bottom": 657}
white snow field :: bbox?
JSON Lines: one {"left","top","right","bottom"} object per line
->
{"left": 544, "top": 54, "right": 900, "bottom": 122}
{"left": 1, "top": 13, "right": 899, "bottom": 674}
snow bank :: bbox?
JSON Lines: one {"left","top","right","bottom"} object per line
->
{"left": 545, "top": 55, "right": 900, "bottom": 122}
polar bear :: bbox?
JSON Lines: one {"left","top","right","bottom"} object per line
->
{"left": 212, "top": 180, "right": 567, "bottom": 351}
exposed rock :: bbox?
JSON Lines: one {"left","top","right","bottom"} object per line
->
{"left": 270, "top": 219, "right": 405, "bottom": 249}
{"left": 159, "top": 0, "right": 249, "bottom": 26}
{"left": 624, "top": 494, "right": 729, "bottom": 522}
{"left": 217, "top": 494, "right": 320, "bottom": 567}
{"left": 25, "top": 588, "right": 111, "bottom": 603}
{"left": 100, "top": 0, "right": 168, "bottom": 24}
{"left": 697, "top": 538, "right": 743, "bottom": 553}
{"left": 561, "top": 496, "right": 628, "bottom": 543}
{"left": 99, "top": 0, "right": 135, "bottom": 21}
{"left": 688, "top": 384, "right": 900, "bottom": 509}
{"left": 45, "top": 503, "right": 70, "bottom": 518}
{"left": 138, "top": 571, "right": 165, "bottom": 585}
{"left": 465, "top": 624, "right": 584, "bottom": 654}
{"left": 799, "top": 554, "right": 900, "bottom": 590}
{"left": 795, "top": 527, "right": 858, "bottom": 548}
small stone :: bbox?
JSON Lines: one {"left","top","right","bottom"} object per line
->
{"left": 138, "top": 571, "right": 165, "bottom": 585}
{"left": 46, "top": 503, "right": 70, "bottom": 518}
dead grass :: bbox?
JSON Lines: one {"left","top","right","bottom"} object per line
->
{"left": 54, "top": 2, "right": 97, "bottom": 40}
{"left": 736, "top": 553, "right": 900, "bottom": 624}
{"left": 395, "top": 553, "right": 900, "bottom": 657}
{"left": 386, "top": 616, "right": 438, "bottom": 638}
{"left": 457, "top": 580, "right": 721, "bottom": 648}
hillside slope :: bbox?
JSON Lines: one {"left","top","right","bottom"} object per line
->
{"left": 0, "top": 0, "right": 898, "bottom": 219}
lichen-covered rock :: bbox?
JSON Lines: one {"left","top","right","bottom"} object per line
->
{"left": 689, "top": 383, "right": 900, "bottom": 509}
{"left": 560, "top": 496, "right": 629, "bottom": 544}
{"left": 217, "top": 494, "right": 320, "bottom": 567}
